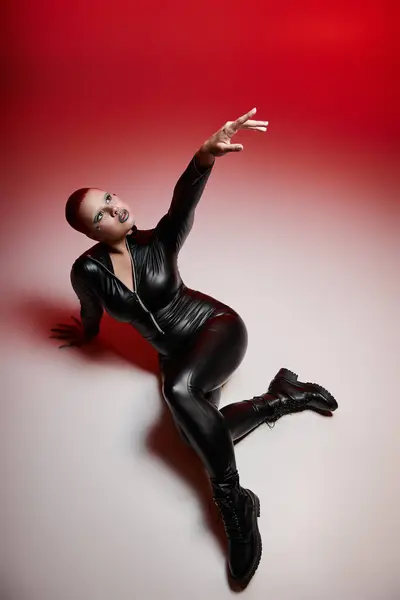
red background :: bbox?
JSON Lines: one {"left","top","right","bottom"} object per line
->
{"left": 5, "top": 1, "right": 397, "bottom": 158}
{"left": 2, "top": 0, "right": 398, "bottom": 275}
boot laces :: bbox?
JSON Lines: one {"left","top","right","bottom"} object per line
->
{"left": 262, "top": 392, "right": 307, "bottom": 425}
{"left": 212, "top": 495, "right": 245, "bottom": 542}
{"left": 251, "top": 394, "right": 277, "bottom": 428}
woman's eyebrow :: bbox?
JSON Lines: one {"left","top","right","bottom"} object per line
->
{"left": 92, "top": 193, "right": 109, "bottom": 223}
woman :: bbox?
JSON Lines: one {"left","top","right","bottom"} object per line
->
{"left": 51, "top": 108, "right": 338, "bottom": 587}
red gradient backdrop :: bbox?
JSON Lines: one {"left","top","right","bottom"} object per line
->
{"left": 3, "top": 0, "right": 398, "bottom": 281}
{"left": 2, "top": 3, "right": 399, "bottom": 598}
{"left": 5, "top": 0, "right": 398, "bottom": 141}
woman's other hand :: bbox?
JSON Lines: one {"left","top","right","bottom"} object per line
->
{"left": 49, "top": 316, "right": 92, "bottom": 349}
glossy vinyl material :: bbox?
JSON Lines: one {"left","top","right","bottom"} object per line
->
{"left": 70, "top": 155, "right": 233, "bottom": 356}
{"left": 70, "top": 155, "right": 263, "bottom": 481}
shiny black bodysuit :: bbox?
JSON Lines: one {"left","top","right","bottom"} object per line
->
{"left": 71, "top": 156, "right": 271, "bottom": 484}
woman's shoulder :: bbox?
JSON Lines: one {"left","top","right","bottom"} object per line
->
{"left": 71, "top": 243, "right": 103, "bottom": 276}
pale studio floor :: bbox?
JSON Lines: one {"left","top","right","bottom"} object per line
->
{"left": 2, "top": 149, "right": 399, "bottom": 600}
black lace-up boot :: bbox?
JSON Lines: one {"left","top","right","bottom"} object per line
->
{"left": 260, "top": 367, "right": 338, "bottom": 424}
{"left": 211, "top": 473, "right": 262, "bottom": 587}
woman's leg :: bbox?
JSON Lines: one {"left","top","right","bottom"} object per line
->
{"left": 177, "top": 386, "right": 275, "bottom": 446}
{"left": 160, "top": 312, "right": 280, "bottom": 455}
{"left": 159, "top": 311, "right": 336, "bottom": 585}
{"left": 220, "top": 395, "right": 277, "bottom": 441}
{"left": 159, "top": 311, "right": 265, "bottom": 584}
{"left": 160, "top": 312, "right": 248, "bottom": 481}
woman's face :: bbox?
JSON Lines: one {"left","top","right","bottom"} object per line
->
{"left": 78, "top": 188, "right": 136, "bottom": 242}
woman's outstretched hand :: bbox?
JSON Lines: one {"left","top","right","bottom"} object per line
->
{"left": 49, "top": 316, "right": 91, "bottom": 349}
{"left": 201, "top": 107, "right": 268, "bottom": 157}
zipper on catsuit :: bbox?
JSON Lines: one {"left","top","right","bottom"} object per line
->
{"left": 88, "top": 244, "right": 166, "bottom": 335}
{"left": 124, "top": 239, "right": 166, "bottom": 335}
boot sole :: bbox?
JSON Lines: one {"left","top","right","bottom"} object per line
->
{"left": 269, "top": 368, "right": 338, "bottom": 411}
{"left": 230, "top": 490, "right": 262, "bottom": 587}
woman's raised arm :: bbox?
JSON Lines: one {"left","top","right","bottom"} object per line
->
{"left": 156, "top": 108, "right": 268, "bottom": 253}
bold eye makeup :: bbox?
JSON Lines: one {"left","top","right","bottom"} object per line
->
{"left": 93, "top": 192, "right": 113, "bottom": 224}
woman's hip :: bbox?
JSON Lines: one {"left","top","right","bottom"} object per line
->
{"left": 159, "top": 309, "right": 248, "bottom": 389}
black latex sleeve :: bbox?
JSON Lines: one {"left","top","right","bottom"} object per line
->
{"left": 70, "top": 262, "right": 104, "bottom": 340}
{"left": 156, "top": 155, "right": 214, "bottom": 253}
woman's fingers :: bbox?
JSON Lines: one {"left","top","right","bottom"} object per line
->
{"left": 52, "top": 322, "right": 80, "bottom": 331}
{"left": 231, "top": 108, "right": 268, "bottom": 130}
{"left": 59, "top": 342, "right": 77, "bottom": 349}
{"left": 243, "top": 120, "right": 268, "bottom": 127}
{"left": 50, "top": 319, "right": 84, "bottom": 343}
{"left": 49, "top": 319, "right": 84, "bottom": 348}
{"left": 233, "top": 107, "right": 257, "bottom": 129}
{"left": 230, "top": 110, "right": 269, "bottom": 134}
{"left": 50, "top": 318, "right": 81, "bottom": 332}
{"left": 49, "top": 333, "right": 75, "bottom": 339}
{"left": 50, "top": 331, "right": 72, "bottom": 336}
{"left": 241, "top": 120, "right": 268, "bottom": 132}
{"left": 50, "top": 327, "right": 78, "bottom": 334}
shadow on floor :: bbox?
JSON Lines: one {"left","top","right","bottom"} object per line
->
{"left": 15, "top": 294, "right": 227, "bottom": 554}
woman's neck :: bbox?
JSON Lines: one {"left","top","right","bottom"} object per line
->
{"left": 105, "top": 236, "right": 128, "bottom": 255}
{"left": 101, "top": 226, "right": 136, "bottom": 255}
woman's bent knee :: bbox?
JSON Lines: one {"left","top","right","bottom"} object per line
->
{"left": 162, "top": 375, "right": 189, "bottom": 409}
{"left": 162, "top": 373, "right": 222, "bottom": 431}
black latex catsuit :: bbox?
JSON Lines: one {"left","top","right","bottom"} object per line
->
{"left": 71, "top": 155, "right": 270, "bottom": 484}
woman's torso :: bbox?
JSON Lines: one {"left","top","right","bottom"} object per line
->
{"left": 76, "top": 225, "right": 236, "bottom": 355}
